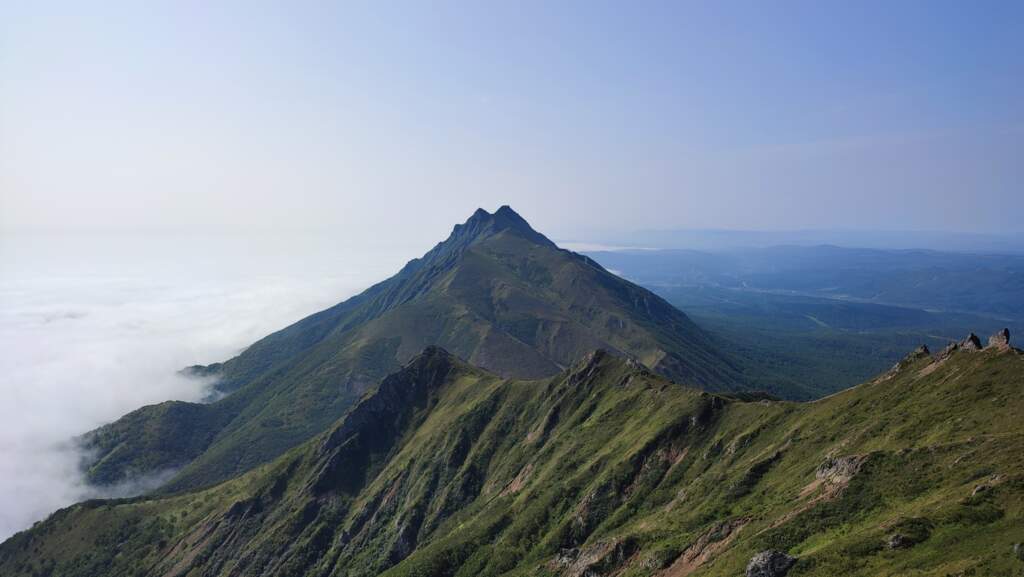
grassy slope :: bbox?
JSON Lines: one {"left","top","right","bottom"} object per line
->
{"left": 82, "top": 207, "right": 742, "bottom": 493}
{"left": 6, "top": 341, "right": 1022, "bottom": 577}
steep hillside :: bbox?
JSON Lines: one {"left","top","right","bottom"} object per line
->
{"left": 8, "top": 331, "right": 1022, "bottom": 577}
{"left": 81, "top": 206, "right": 742, "bottom": 493}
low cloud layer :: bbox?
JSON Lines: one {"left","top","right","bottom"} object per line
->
{"left": 0, "top": 233, "right": 410, "bottom": 540}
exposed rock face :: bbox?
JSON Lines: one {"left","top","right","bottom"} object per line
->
{"left": 551, "top": 538, "right": 637, "bottom": 577}
{"left": 938, "top": 342, "right": 958, "bottom": 360}
{"left": 887, "top": 533, "right": 911, "bottom": 549}
{"left": 882, "top": 517, "right": 933, "bottom": 550}
{"left": 388, "top": 520, "right": 420, "bottom": 563}
{"left": 816, "top": 455, "right": 865, "bottom": 483}
{"left": 311, "top": 347, "right": 458, "bottom": 494}
{"left": 1014, "top": 542, "right": 1024, "bottom": 562}
{"left": 988, "top": 328, "right": 1011, "bottom": 350}
{"left": 883, "top": 346, "right": 931, "bottom": 378}
{"left": 939, "top": 330, "right": 1011, "bottom": 360}
{"left": 746, "top": 550, "right": 796, "bottom": 577}
{"left": 660, "top": 517, "right": 749, "bottom": 575}
{"left": 960, "top": 333, "right": 983, "bottom": 351}
{"left": 568, "top": 349, "right": 609, "bottom": 387}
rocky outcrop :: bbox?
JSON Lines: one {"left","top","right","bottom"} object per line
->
{"left": 938, "top": 342, "right": 958, "bottom": 360}
{"left": 886, "top": 533, "right": 912, "bottom": 549}
{"left": 960, "top": 333, "right": 983, "bottom": 351}
{"left": 968, "top": 473, "right": 1005, "bottom": 498}
{"left": 987, "top": 328, "right": 1011, "bottom": 350}
{"left": 568, "top": 350, "right": 610, "bottom": 387}
{"left": 937, "top": 331, "right": 1002, "bottom": 359}
{"left": 883, "top": 517, "right": 933, "bottom": 550}
{"left": 551, "top": 538, "right": 637, "bottom": 577}
{"left": 746, "top": 550, "right": 796, "bottom": 577}
{"left": 816, "top": 455, "right": 865, "bottom": 483}
{"left": 659, "top": 517, "right": 749, "bottom": 576}
{"left": 311, "top": 347, "right": 460, "bottom": 494}
{"left": 882, "top": 345, "right": 930, "bottom": 378}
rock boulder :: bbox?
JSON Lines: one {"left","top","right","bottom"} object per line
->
{"left": 887, "top": 533, "right": 911, "bottom": 549}
{"left": 816, "top": 455, "right": 865, "bottom": 483}
{"left": 746, "top": 550, "right": 797, "bottom": 577}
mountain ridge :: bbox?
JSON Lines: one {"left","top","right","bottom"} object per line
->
{"left": 6, "top": 333, "right": 1022, "bottom": 577}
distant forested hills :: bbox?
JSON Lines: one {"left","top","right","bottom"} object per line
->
{"left": 587, "top": 246, "right": 1023, "bottom": 394}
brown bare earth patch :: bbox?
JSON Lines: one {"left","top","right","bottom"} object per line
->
{"left": 658, "top": 517, "right": 749, "bottom": 577}
{"left": 764, "top": 455, "right": 866, "bottom": 534}
{"left": 549, "top": 538, "right": 637, "bottom": 577}
{"left": 500, "top": 463, "right": 534, "bottom": 496}
{"left": 917, "top": 359, "right": 943, "bottom": 377}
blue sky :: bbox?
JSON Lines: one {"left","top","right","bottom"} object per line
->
{"left": 1, "top": 1, "right": 1021, "bottom": 243}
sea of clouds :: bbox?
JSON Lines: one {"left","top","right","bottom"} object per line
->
{"left": 0, "top": 232, "right": 411, "bottom": 540}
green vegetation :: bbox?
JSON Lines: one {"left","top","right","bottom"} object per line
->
{"left": 81, "top": 206, "right": 744, "bottom": 493}
{"left": 652, "top": 284, "right": 1012, "bottom": 399}
{"left": 582, "top": 246, "right": 1021, "bottom": 399}
{"left": 8, "top": 340, "right": 1022, "bottom": 576}
{"left": 50, "top": 210, "right": 1023, "bottom": 576}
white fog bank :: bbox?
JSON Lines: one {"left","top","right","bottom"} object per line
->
{"left": 0, "top": 232, "right": 413, "bottom": 540}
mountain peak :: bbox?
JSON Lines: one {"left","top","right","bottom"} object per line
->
{"left": 493, "top": 204, "right": 521, "bottom": 219}
{"left": 405, "top": 345, "right": 459, "bottom": 372}
{"left": 453, "top": 206, "right": 555, "bottom": 248}
{"left": 397, "top": 206, "right": 555, "bottom": 277}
